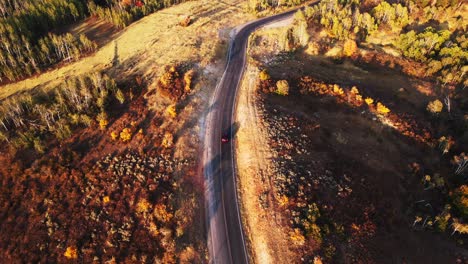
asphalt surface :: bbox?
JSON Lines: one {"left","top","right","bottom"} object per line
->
{"left": 202, "top": 5, "right": 313, "bottom": 264}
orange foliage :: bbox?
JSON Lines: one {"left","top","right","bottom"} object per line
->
{"left": 376, "top": 102, "right": 390, "bottom": 115}
{"left": 64, "top": 246, "right": 78, "bottom": 259}
{"left": 294, "top": 75, "right": 434, "bottom": 145}
{"left": 290, "top": 228, "right": 305, "bottom": 245}
{"left": 343, "top": 39, "right": 357, "bottom": 57}
{"left": 155, "top": 204, "right": 173, "bottom": 223}
{"left": 364, "top": 97, "right": 374, "bottom": 106}
{"left": 120, "top": 128, "right": 132, "bottom": 142}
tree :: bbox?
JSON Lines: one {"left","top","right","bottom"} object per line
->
{"left": 343, "top": 39, "right": 357, "bottom": 57}
{"left": 452, "top": 185, "right": 468, "bottom": 218}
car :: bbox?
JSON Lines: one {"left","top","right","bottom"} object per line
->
{"left": 221, "top": 134, "right": 229, "bottom": 143}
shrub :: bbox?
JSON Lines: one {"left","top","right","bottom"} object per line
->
{"left": 166, "top": 105, "right": 177, "bottom": 118}
{"left": 97, "top": 112, "right": 109, "bottom": 130}
{"left": 376, "top": 102, "right": 391, "bottom": 115}
{"left": 350, "top": 86, "right": 359, "bottom": 94}
{"left": 179, "top": 15, "right": 192, "bottom": 27}
{"left": 427, "top": 99, "right": 443, "bottom": 114}
{"left": 343, "top": 39, "right": 357, "bottom": 57}
{"left": 435, "top": 205, "right": 451, "bottom": 232}
{"left": 33, "top": 138, "right": 45, "bottom": 154}
{"left": 120, "top": 128, "right": 132, "bottom": 142}
{"left": 184, "top": 69, "right": 195, "bottom": 92}
{"left": 110, "top": 131, "right": 118, "bottom": 140}
{"left": 333, "top": 84, "right": 344, "bottom": 96}
{"left": 365, "top": 97, "right": 374, "bottom": 106}
{"left": 276, "top": 80, "right": 290, "bottom": 96}
{"left": 259, "top": 69, "right": 271, "bottom": 81}
{"left": 155, "top": 204, "right": 173, "bottom": 223}
{"left": 290, "top": 228, "right": 305, "bottom": 245}
{"left": 162, "top": 132, "right": 174, "bottom": 148}
{"left": 64, "top": 246, "right": 78, "bottom": 259}
{"left": 115, "top": 89, "right": 125, "bottom": 104}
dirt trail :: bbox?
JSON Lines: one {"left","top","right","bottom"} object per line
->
{"left": 235, "top": 65, "right": 294, "bottom": 263}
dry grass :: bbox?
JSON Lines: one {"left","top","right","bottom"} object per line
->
{"left": 0, "top": 0, "right": 255, "bottom": 100}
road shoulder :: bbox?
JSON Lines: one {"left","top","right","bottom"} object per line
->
{"left": 235, "top": 63, "right": 295, "bottom": 263}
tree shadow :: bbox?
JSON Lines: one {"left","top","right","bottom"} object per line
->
{"left": 112, "top": 41, "right": 119, "bottom": 67}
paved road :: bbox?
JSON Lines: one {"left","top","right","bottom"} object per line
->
{"left": 203, "top": 5, "right": 314, "bottom": 264}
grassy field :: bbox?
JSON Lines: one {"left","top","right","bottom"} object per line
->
{"left": 0, "top": 0, "right": 254, "bottom": 100}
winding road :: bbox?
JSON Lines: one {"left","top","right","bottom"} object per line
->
{"left": 202, "top": 5, "right": 315, "bottom": 264}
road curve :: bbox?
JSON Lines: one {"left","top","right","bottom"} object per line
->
{"left": 203, "top": 5, "right": 313, "bottom": 264}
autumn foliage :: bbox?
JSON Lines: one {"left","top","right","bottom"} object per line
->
{"left": 157, "top": 65, "right": 194, "bottom": 102}
{"left": 297, "top": 75, "right": 432, "bottom": 144}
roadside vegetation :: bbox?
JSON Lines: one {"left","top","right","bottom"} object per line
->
{"left": 244, "top": 0, "right": 467, "bottom": 262}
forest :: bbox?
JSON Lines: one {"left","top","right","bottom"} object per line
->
{"left": 0, "top": 0, "right": 189, "bottom": 83}
{"left": 0, "top": 72, "right": 121, "bottom": 154}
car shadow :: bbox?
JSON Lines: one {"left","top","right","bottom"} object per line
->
{"left": 224, "top": 121, "right": 240, "bottom": 140}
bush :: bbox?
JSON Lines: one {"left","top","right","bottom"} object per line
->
{"left": 110, "top": 131, "right": 118, "bottom": 140}
{"left": 120, "top": 128, "right": 132, "bottom": 142}
{"left": 166, "top": 105, "right": 177, "bottom": 118}
{"left": 184, "top": 69, "right": 195, "bottom": 92}
{"left": 259, "top": 69, "right": 271, "bottom": 81}
{"left": 276, "top": 80, "right": 290, "bottom": 96}
{"left": 343, "top": 39, "right": 357, "bottom": 57}
{"left": 290, "top": 228, "right": 305, "bottom": 245}
{"left": 427, "top": 99, "right": 443, "bottom": 114}
{"left": 64, "top": 246, "right": 78, "bottom": 259}
{"left": 162, "top": 132, "right": 174, "bottom": 148}
{"left": 115, "top": 89, "right": 125, "bottom": 104}
{"left": 158, "top": 65, "right": 189, "bottom": 101}
{"left": 97, "top": 112, "right": 109, "bottom": 130}
{"left": 376, "top": 102, "right": 391, "bottom": 115}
